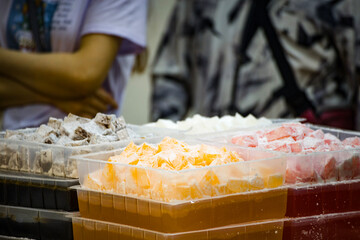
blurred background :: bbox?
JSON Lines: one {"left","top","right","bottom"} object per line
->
{"left": 122, "top": 0, "right": 176, "bottom": 124}
{"left": 123, "top": 0, "right": 360, "bottom": 131}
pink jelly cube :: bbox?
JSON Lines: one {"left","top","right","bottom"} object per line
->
{"left": 286, "top": 157, "right": 316, "bottom": 183}
{"left": 303, "top": 137, "right": 323, "bottom": 150}
{"left": 264, "top": 140, "right": 291, "bottom": 153}
{"left": 289, "top": 142, "right": 303, "bottom": 153}
{"left": 265, "top": 126, "right": 294, "bottom": 142}
{"left": 314, "top": 156, "right": 337, "bottom": 182}
{"left": 309, "top": 129, "right": 325, "bottom": 139}
{"left": 342, "top": 137, "right": 360, "bottom": 147}
{"left": 335, "top": 152, "right": 355, "bottom": 180}
{"left": 231, "top": 135, "right": 258, "bottom": 147}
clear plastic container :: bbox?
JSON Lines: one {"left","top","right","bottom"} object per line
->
{"left": 0, "top": 204, "right": 76, "bottom": 240}
{"left": 0, "top": 125, "right": 181, "bottom": 179}
{"left": 0, "top": 170, "right": 79, "bottom": 211}
{"left": 75, "top": 138, "right": 286, "bottom": 201}
{"left": 71, "top": 216, "right": 284, "bottom": 240}
{"left": 74, "top": 186, "right": 287, "bottom": 233}
{"left": 203, "top": 123, "right": 360, "bottom": 184}
{"left": 201, "top": 124, "right": 360, "bottom": 219}
{"left": 72, "top": 138, "right": 286, "bottom": 232}
{"left": 286, "top": 179, "right": 360, "bottom": 217}
{"left": 126, "top": 124, "right": 186, "bottom": 140}
{"left": 72, "top": 210, "right": 360, "bottom": 240}
{"left": 0, "top": 135, "right": 131, "bottom": 179}
{"left": 185, "top": 118, "right": 305, "bottom": 138}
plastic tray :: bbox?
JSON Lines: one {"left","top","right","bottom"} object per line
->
{"left": 0, "top": 136, "right": 132, "bottom": 179}
{"left": 143, "top": 117, "right": 305, "bottom": 136}
{"left": 286, "top": 179, "right": 360, "bottom": 218}
{"left": 75, "top": 138, "right": 286, "bottom": 201}
{"left": 71, "top": 216, "right": 284, "bottom": 240}
{"left": 0, "top": 170, "right": 79, "bottom": 211}
{"left": 183, "top": 118, "right": 305, "bottom": 138}
{"left": 0, "top": 204, "right": 76, "bottom": 240}
{"left": 0, "top": 125, "right": 181, "bottom": 179}
{"left": 126, "top": 124, "right": 185, "bottom": 140}
{"left": 74, "top": 186, "right": 287, "bottom": 233}
{"left": 73, "top": 138, "right": 286, "bottom": 232}
{"left": 70, "top": 210, "right": 360, "bottom": 240}
{"left": 203, "top": 123, "right": 360, "bottom": 184}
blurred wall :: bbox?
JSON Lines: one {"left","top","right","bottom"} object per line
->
{"left": 121, "top": 0, "right": 176, "bottom": 125}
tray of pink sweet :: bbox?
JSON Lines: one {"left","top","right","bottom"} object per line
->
{"left": 201, "top": 122, "right": 360, "bottom": 184}
{"left": 199, "top": 122, "right": 360, "bottom": 217}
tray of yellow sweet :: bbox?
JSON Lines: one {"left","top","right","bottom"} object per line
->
{"left": 71, "top": 137, "right": 287, "bottom": 232}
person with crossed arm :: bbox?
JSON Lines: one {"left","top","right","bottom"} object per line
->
{"left": 0, "top": 0, "right": 147, "bottom": 130}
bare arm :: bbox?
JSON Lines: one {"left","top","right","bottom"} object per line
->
{"left": 0, "top": 75, "right": 117, "bottom": 118}
{"left": 0, "top": 34, "right": 121, "bottom": 99}
{"left": 0, "top": 75, "right": 51, "bottom": 109}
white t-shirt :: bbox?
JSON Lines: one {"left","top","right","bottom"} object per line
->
{"left": 0, "top": 0, "right": 147, "bottom": 130}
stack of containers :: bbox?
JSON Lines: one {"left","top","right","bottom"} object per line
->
{"left": 70, "top": 136, "right": 290, "bottom": 240}
{"left": 0, "top": 115, "right": 160, "bottom": 239}
{"left": 203, "top": 123, "right": 360, "bottom": 239}
{"left": 0, "top": 171, "right": 78, "bottom": 239}
{"left": 0, "top": 131, "right": 86, "bottom": 240}
{"left": 0, "top": 134, "right": 133, "bottom": 239}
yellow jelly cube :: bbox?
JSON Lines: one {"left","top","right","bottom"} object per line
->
{"left": 137, "top": 143, "right": 156, "bottom": 156}
{"left": 114, "top": 181, "right": 126, "bottom": 194}
{"left": 267, "top": 174, "right": 284, "bottom": 188}
{"left": 110, "top": 142, "right": 138, "bottom": 162}
{"left": 227, "top": 178, "right": 250, "bottom": 193}
{"left": 223, "top": 151, "right": 243, "bottom": 164}
{"left": 123, "top": 141, "right": 138, "bottom": 154}
{"left": 249, "top": 176, "right": 265, "bottom": 190}
{"left": 175, "top": 184, "right": 191, "bottom": 200}
{"left": 190, "top": 183, "right": 203, "bottom": 199}
{"left": 201, "top": 170, "right": 220, "bottom": 185}
{"left": 100, "top": 163, "right": 115, "bottom": 191}
{"left": 84, "top": 170, "right": 103, "bottom": 190}
{"left": 214, "top": 183, "right": 231, "bottom": 196}
{"left": 131, "top": 168, "right": 150, "bottom": 189}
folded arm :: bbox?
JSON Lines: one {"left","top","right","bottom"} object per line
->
{"left": 0, "top": 75, "right": 51, "bottom": 109}
{"left": 0, "top": 74, "right": 117, "bottom": 118}
{"left": 0, "top": 34, "right": 121, "bottom": 100}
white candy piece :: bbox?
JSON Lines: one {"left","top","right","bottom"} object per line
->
{"left": 145, "top": 114, "right": 272, "bottom": 134}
